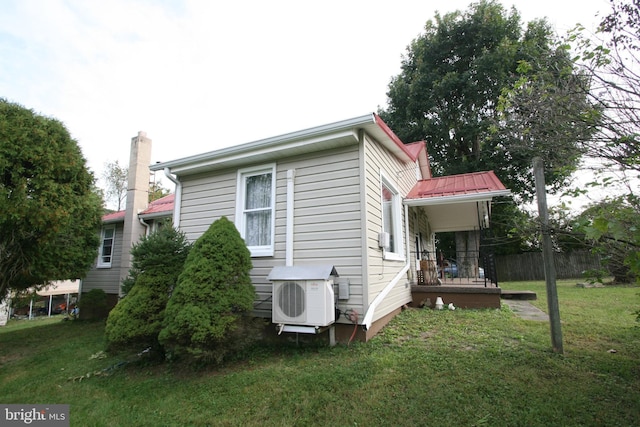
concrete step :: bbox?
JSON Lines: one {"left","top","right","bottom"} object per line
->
{"left": 501, "top": 290, "right": 537, "bottom": 300}
{"left": 502, "top": 299, "right": 548, "bottom": 321}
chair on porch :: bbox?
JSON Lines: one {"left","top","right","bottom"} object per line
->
{"left": 417, "top": 253, "right": 439, "bottom": 286}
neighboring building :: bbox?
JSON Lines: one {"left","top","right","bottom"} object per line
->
{"left": 81, "top": 132, "right": 174, "bottom": 307}
{"left": 147, "top": 113, "right": 510, "bottom": 342}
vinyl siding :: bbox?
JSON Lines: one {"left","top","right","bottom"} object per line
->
{"left": 178, "top": 171, "right": 237, "bottom": 239}
{"left": 82, "top": 222, "right": 125, "bottom": 295}
{"left": 176, "top": 144, "right": 365, "bottom": 320}
{"left": 362, "top": 134, "right": 416, "bottom": 323}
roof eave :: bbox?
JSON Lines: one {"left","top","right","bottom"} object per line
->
{"left": 372, "top": 114, "right": 416, "bottom": 163}
{"left": 150, "top": 114, "right": 377, "bottom": 174}
{"left": 404, "top": 189, "right": 511, "bottom": 206}
{"left": 102, "top": 216, "right": 124, "bottom": 224}
{"left": 139, "top": 211, "right": 173, "bottom": 220}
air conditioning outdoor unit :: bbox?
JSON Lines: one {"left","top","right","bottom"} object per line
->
{"left": 267, "top": 265, "right": 337, "bottom": 327}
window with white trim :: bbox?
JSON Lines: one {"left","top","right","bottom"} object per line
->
{"left": 97, "top": 225, "right": 115, "bottom": 268}
{"left": 381, "top": 175, "right": 404, "bottom": 260}
{"left": 236, "top": 164, "right": 276, "bottom": 257}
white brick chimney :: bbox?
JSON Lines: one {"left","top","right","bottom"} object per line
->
{"left": 119, "top": 131, "right": 152, "bottom": 294}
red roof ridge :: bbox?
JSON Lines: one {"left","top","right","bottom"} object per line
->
{"left": 373, "top": 114, "right": 418, "bottom": 161}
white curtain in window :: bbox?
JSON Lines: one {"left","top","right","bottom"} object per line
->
{"left": 244, "top": 173, "right": 272, "bottom": 246}
{"left": 382, "top": 185, "right": 395, "bottom": 252}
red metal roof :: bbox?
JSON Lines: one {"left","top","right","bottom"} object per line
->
{"left": 102, "top": 210, "right": 125, "bottom": 222}
{"left": 140, "top": 193, "right": 174, "bottom": 216}
{"left": 101, "top": 194, "right": 174, "bottom": 222}
{"left": 406, "top": 171, "right": 507, "bottom": 200}
{"left": 403, "top": 141, "right": 425, "bottom": 158}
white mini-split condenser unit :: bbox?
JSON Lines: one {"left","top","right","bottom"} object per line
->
{"left": 267, "top": 265, "right": 337, "bottom": 327}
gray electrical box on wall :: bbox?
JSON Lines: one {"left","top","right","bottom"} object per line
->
{"left": 378, "top": 232, "right": 390, "bottom": 249}
{"left": 337, "top": 277, "right": 350, "bottom": 300}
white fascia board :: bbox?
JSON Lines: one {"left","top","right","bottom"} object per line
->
{"left": 150, "top": 114, "right": 375, "bottom": 174}
{"left": 138, "top": 211, "right": 173, "bottom": 221}
{"left": 403, "top": 189, "right": 511, "bottom": 207}
{"left": 170, "top": 130, "right": 359, "bottom": 175}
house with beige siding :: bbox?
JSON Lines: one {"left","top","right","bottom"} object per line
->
{"left": 148, "top": 113, "right": 510, "bottom": 342}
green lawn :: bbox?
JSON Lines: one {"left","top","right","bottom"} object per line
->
{"left": 1, "top": 279, "right": 639, "bottom": 426}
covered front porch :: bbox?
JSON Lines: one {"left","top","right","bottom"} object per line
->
{"left": 405, "top": 171, "right": 510, "bottom": 309}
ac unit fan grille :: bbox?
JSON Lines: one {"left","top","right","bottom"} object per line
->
{"left": 278, "top": 281, "right": 305, "bottom": 318}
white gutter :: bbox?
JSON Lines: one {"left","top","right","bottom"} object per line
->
{"left": 163, "top": 167, "right": 182, "bottom": 229}
{"left": 150, "top": 115, "right": 376, "bottom": 173}
{"left": 403, "top": 190, "right": 511, "bottom": 207}
{"left": 285, "top": 169, "right": 296, "bottom": 267}
{"left": 363, "top": 204, "right": 412, "bottom": 330}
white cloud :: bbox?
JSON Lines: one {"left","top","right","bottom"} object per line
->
{"left": 0, "top": 0, "right": 610, "bottom": 189}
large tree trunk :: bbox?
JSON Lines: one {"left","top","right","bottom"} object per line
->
{"left": 455, "top": 230, "right": 480, "bottom": 278}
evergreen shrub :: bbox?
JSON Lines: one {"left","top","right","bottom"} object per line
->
{"left": 159, "top": 216, "right": 257, "bottom": 364}
{"left": 78, "top": 289, "right": 108, "bottom": 320}
{"left": 105, "top": 226, "right": 191, "bottom": 353}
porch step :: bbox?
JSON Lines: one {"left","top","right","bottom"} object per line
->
{"left": 501, "top": 290, "right": 537, "bottom": 301}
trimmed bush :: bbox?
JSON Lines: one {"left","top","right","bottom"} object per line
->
{"left": 78, "top": 289, "right": 108, "bottom": 320}
{"left": 105, "top": 227, "right": 191, "bottom": 353}
{"left": 159, "top": 216, "right": 256, "bottom": 364}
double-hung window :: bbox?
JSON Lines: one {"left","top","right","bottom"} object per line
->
{"left": 97, "top": 225, "right": 115, "bottom": 268}
{"left": 381, "top": 175, "right": 404, "bottom": 260}
{"left": 236, "top": 164, "right": 276, "bottom": 257}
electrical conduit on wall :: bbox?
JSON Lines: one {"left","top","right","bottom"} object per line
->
{"left": 286, "top": 169, "right": 295, "bottom": 267}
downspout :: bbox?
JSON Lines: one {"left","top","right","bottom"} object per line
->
{"left": 139, "top": 217, "right": 150, "bottom": 236}
{"left": 363, "top": 203, "right": 411, "bottom": 330}
{"left": 163, "top": 167, "right": 182, "bottom": 229}
{"left": 285, "top": 169, "right": 296, "bottom": 267}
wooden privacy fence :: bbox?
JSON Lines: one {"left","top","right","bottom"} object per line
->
{"left": 495, "top": 251, "right": 601, "bottom": 282}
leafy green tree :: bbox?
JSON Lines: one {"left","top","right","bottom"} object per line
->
{"left": 569, "top": 0, "right": 640, "bottom": 174}
{"left": 381, "top": 0, "right": 588, "bottom": 197}
{"left": 575, "top": 195, "right": 639, "bottom": 283}
{"left": 379, "top": 1, "right": 591, "bottom": 265}
{"left": 102, "top": 160, "right": 128, "bottom": 211}
{"left": 159, "top": 216, "right": 256, "bottom": 364}
{"left": 0, "top": 99, "right": 102, "bottom": 301}
{"left": 148, "top": 181, "right": 171, "bottom": 203}
{"left": 105, "top": 226, "right": 191, "bottom": 353}
{"left": 565, "top": 1, "right": 640, "bottom": 292}
{"left": 77, "top": 289, "right": 109, "bottom": 320}
{"left": 482, "top": 197, "right": 540, "bottom": 255}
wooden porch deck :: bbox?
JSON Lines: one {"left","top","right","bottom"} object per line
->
{"left": 410, "top": 280, "right": 502, "bottom": 309}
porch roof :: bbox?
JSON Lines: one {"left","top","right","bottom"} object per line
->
{"left": 404, "top": 171, "right": 510, "bottom": 232}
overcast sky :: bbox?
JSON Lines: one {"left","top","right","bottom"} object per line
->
{"left": 0, "top": 0, "right": 611, "bottom": 207}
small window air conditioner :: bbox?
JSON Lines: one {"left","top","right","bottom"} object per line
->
{"left": 268, "top": 265, "right": 337, "bottom": 327}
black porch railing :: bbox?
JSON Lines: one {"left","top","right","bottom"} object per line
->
{"left": 414, "top": 250, "right": 498, "bottom": 287}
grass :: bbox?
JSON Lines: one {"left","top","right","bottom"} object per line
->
{"left": 1, "top": 279, "right": 639, "bottom": 426}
